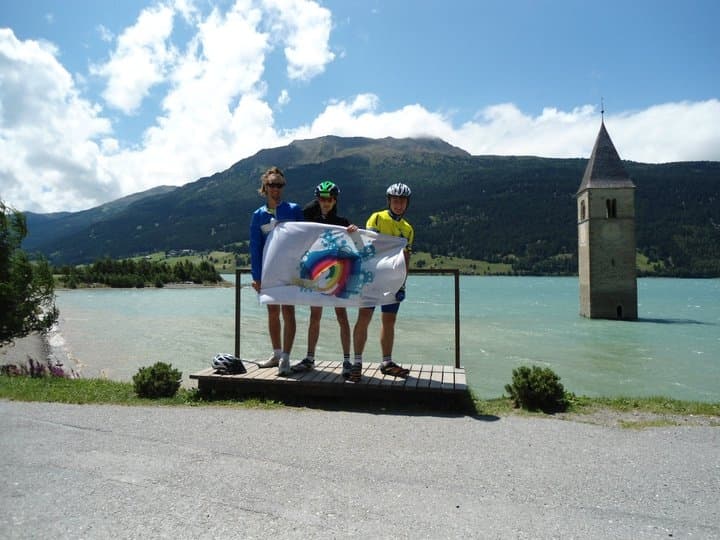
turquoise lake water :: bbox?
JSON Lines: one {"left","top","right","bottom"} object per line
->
{"left": 49, "top": 276, "right": 720, "bottom": 401}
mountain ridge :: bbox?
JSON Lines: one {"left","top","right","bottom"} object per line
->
{"left": 21, "top": 136, "right": 720, "bottom": 276}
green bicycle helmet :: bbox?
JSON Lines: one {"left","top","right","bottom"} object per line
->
{"left": 315, "top": 180, "right": 339, "bottom": 198}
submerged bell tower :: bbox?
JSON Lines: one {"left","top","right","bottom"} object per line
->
{"left": 577, "top": 117, "right": 637, "bottom": 320}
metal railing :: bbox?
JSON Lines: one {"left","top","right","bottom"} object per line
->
{"left": 234, "top": 267, "right": 461, "bottom": 368}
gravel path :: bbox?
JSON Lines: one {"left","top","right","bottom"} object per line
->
{"left": 1, "top": 400, "right": 718, "bottom": 539}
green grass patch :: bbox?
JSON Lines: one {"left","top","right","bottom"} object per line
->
{"left": 0, "top": 376, "right": 282, "bottom": 409}
{"left": 3, "top": 375, "right": 718, "bottom": 420}
{"left": 133, "top": 250, "right": 246, "bottom": 274}
{"left": 636, "top": 252, "right": 665, "bottom": 274}
{"left": 411, "top": 252, "right": 512, "bottom": 275}
{"left": 568, "top": 395, "right": 720, "bottom": 417}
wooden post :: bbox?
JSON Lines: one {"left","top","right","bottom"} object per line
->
{"left": 234, "top": 267, "right": 242, "bottom": 358}
{"left": 454, "top": 269, "right": 460, "bottom": 369}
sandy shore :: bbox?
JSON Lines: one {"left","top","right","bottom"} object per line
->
{"left": 0, "top": 332, "right": 49, "bottom": 366}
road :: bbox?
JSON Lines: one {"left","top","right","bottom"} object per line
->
{"left": 1, "top": 401, "right": 718, "bottom": 539}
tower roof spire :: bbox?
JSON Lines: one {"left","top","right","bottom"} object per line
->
{"left": 577, "top": 120, "right": 634, "bottom": 193}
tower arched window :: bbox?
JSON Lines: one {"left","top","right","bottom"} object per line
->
{"left": 605, "top": 198, "right": 617, "bottom": 218}
{"left": 580, "top": 201, "right": 586, "bottom": 221}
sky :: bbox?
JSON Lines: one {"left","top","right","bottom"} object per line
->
{"left": 1, "top": 0, "right": 719, "bottom": 214}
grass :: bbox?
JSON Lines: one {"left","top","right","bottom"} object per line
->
{"left": 411, "top": 251, "right": 513, "bottom": 275}
{"left": 566, "top": 394, "right": 720, "bottom": 416}
{"left": 0, "top": 376, "right": 283, "bottom": 409}
{"left": 2, "top": 375, "right": 718, "bottom": 425}
{"left": 60, "top": 249, "right": 665, "bottom": 278}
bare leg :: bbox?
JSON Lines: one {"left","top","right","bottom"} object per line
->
{"left": 380, "top": 311, "right": 397, "bottom": 358}
{"left": 281, "top": 304, "right": 296, "bottom": 354}
{"left": 353, "top": 307, "right": 374, "bottom": 356}
{"left": 267, "top": 305, "right": 282, "bottom": 350}
{"left": 307, "top": 306, "right": 322, "bottom": 356}
{"left": 334, "top": 307, "right": 351, "bottom": 356}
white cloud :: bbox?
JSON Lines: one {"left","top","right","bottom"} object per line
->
{"left": 96, "top": 24, "right": 114, "bottom": 43}
{"left": 91, "top": 4, "right": 177, "bottom": 114}
{"left": 262, "top": 0, "right": 335, "bottom": 80}
{"left": 0, "top": 29, "right": 115, "bottom": 213}
{"left": 1, "top": 1, "right": 718, "bottom": 216}
{"left": 609, "top": 101, "right": 720, "bottom": 163}
{"left": 289, "top": 96, "right": 720, "bottom": 165}
{"left": 104, "top": 0, "right": 275, "bottom": 196}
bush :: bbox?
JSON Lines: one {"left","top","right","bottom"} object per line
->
{"left": 504, "top": 365, "right": 569, "bottom": 413}
{"left": 132, "top": 362, "right": 182, "bottom": 398}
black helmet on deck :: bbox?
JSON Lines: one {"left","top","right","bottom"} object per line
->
{"left": 212, "top": 353, "right": 246, "bottom": 374}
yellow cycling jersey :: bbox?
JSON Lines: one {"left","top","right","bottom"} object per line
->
{"left": 366, "top": 210, "right": 414, "bottom": 252}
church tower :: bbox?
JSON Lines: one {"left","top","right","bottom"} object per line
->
{"left": 577, "top": 120, "right": 637, "bottom": 320}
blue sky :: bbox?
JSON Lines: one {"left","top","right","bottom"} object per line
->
{"left": 1, "top": 0, "right": 718, "bottom": 213}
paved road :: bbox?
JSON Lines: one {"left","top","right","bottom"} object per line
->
{"left": 1, "top": 401, "right": 718, "bottom": 539}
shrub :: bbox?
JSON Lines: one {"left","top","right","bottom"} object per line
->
{"left": 132, "top": 362, "right": 182, "bottom": 398}
{"left": 504, "top": 365, "right": 569, "bottom": 413}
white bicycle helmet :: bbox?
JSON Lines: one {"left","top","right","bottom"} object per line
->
{"left": 386, "top": 182, "right": 411, "bottom": 198}
{"left": 212, "top": 353, "right": 247, "bottom": 374}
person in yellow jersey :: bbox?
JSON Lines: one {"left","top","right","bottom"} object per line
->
{"left": 347, "top": 183, "right": 413, "bottom": 382}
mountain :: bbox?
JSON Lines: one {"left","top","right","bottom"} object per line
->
{"left": 21, "top": 136, "right": 720, "bottom": 276}
{"left": 24, "top": 185, "right": 178, "bottom": 253}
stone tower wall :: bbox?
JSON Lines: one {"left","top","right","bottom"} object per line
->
{"left": 577, "top": 187, "right": 638, "bottom": 319}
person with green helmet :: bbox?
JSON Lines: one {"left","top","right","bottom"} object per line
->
{"left": 291, "top": 180, "right": 358, "bottom": 372}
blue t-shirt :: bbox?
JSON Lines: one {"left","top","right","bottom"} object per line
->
{"left": 249, "top": 201, "right": 304, "bottom": 280}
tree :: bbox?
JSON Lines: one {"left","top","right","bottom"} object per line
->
{"left": 1, "top": 201, "right": 58, "bottom": 345}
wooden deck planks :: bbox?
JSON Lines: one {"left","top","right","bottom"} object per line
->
{"left": 190, "top": 360, "right": 468, "bottom": 402}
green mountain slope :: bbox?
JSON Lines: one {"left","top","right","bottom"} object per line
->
{"left": 22, "top": 136, "right": 720, "bottom": 276}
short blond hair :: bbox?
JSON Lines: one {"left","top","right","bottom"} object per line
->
{"left": 258, "top": 166, "right": 285, "bottom": 196}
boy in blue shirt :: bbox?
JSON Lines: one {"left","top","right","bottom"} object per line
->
{"left": 250, "top": 166, "right": 304, "bottom": 376}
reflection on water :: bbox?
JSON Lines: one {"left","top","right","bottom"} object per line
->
{"left": 51, "top": 276, "right": 720, "bottom": 401}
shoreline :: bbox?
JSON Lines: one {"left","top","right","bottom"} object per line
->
{"left": 0, "top": 332, "right": 49, "bottom": 366}
{"left": 1, "top": 334, "right": 718, "bottom": 427}
{"left": 55, "top": 280, "right": 234, "bottom": 291}
{"left": 0, "top": 332, "right": 82, "bottom": 378}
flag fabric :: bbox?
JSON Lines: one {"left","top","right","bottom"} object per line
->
{"left": 259, "top": 221, "right": 407, "bottom": 307}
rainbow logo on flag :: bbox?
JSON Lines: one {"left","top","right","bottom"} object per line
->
{"left": 296, "top": 228, "right": 371, "bottom": 298}
{"left": 260, "top": 222, "right": 406, "bottom": 307}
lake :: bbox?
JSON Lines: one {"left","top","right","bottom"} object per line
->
{"left": 48, "top": 276, "right": 720, "bottom": 402}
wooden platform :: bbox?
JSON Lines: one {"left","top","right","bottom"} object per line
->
{"left": 190, "top": 361, "right": 469, "bottom": 406}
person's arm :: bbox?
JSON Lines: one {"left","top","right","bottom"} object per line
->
{"left": 294, "top": 203, "right": 305, "bottom": 221}
{"left": 397, "top": 224, "right": 413, "bottom": 300}
{"left": 249, "top": 211, "right": 264, "bottom": 286}
{"left": 302, "top": 200, "right": 318, "bottom": 220}
{"left": 365, "top": 212, "right": 379, "bottom": 233}
{"left": 337, "top": 215, "right": 358, "bottom": 232}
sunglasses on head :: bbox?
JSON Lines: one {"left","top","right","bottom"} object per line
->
{"left": 266, "top": 182, "right": 285, "bottom": 188}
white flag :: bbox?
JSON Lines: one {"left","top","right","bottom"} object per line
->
{"left": 259, "top": 222, "right": 407, "bottom": 307}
